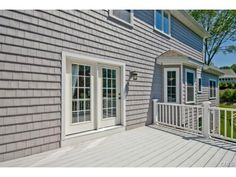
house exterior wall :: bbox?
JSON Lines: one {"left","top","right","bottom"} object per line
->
{"left": 134, "top": 10, "right": 203, "bottom": 54}
{"left": 182, "top": 66, "right": 219, "bottom": 106}
{"left": 197, "top": 72, "right": 219, "bottom": 107}
{"left": 0, "top": 10, "right": 204, "bottom": 162}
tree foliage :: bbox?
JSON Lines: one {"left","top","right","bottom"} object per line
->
{"left": 188, "top": 10, "right": 236, "bottom": 65}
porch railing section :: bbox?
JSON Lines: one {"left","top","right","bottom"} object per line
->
{"left": 154, "top": 102, "right": 203, "bottom": 134}
{"left": 209, "top": 107, "right": 236, "bottom": 142}
{"left": 153, "top": 99, "right": 236, "bottom": 143}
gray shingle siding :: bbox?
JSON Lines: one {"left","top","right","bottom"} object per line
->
{"left": 0, "top": 10, "right": 204, "bottom": 162}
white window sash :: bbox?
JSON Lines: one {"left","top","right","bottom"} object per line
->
{"left": 185, "top": 69, "right": 196, "bottom": 104}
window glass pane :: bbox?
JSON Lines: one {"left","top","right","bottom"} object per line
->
{"left": 85, "top": 77, "right": 90, "bottom": 87}
{"left": 112, "top": 10, "right": 131, "bottom": 23}
{"left": 85, "top": 111, "right": 90, "bottom": 121}
{"left": 186, "top": 71, "right": 195, "bottom": 102}
{"left": 79, "top": 76, "right": 84, "bottom": 87}
{"left": 167, "top": 70, "right": 177, "bottom": 102}
{"left": 187, "top": 87, "right": 194, "bottom": 102}
{"left": 85, "top": 66, "right": 90, "bottom": 76}
{"left": 71, "top": 64, "right": 91, "bottom": 123}
{"left": 72, "top": 64, "right": 79, "bottom": 75}
{"left": 79, "top": 111, "right": 85, "bottom": 122}
{"left": 164, "top": 12, "right": 169, "bottom": 34}
{"left": 155, "top": 10, "right": 162, "bottom": 30}
{"left": 187, "top": 72, "right": 194, "bottom": 86}
{"left": 79, "top": 65, "right": 84, "bottom": 76}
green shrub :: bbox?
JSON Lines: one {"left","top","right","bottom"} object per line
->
{"left": 227, "top": 82, "right": 233, "bottom": 89}
{"left": 232, "top": 89, "right": 236, "bottom": 102}
{"left": 221, "top": 89, "right": 233, "bottom": 102}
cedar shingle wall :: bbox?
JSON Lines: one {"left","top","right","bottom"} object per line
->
{"left": 0, "top": 10, "right": 203, "bottom": 162}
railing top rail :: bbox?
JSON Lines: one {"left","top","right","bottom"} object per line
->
{"left": 156, "top": 102, "right": 202, "bottom": 108}
{"left": 209, "top": 106, "right": 236, "bottom": 112}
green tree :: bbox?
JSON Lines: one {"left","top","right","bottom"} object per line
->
{"left": 231, "top": 64, "right": 236, "bottom": 73}
{"left": 222, "top": 89, "right": 233, "bottom": 102}
{"left": 188, "top": 10, "right": 236, "bottom": 65}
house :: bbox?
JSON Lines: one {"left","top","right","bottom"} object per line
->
{"left": 219, "top": 68, "right": 236, "bottom": 83}
{"left": 0, "top": 10, "right": 223, "bottom": 162}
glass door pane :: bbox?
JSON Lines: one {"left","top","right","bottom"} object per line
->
{"left": 72, "top": 64, "right": 91, "bottom": 123}
{"left": 102, "top": 68, "right": 117, "bottom": 119}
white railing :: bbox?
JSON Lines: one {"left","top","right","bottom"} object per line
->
{"left": 153, "top": 99, "right": 236, "bottom": 143}
{"left": 209, "top": 107, "right": 236, "bottom": 142}
{"left": 153, "top": 101, "right": 203, "bottom": 134}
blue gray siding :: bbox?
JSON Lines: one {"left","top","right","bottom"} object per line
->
{"left": 134, "top": 10, "right": 154, "bottom": 26}
{"left": 134, "top": 10, "right": 203, "bottom": 53}
{"left": 171, "top": 16, "right": 203, "bottom": 52}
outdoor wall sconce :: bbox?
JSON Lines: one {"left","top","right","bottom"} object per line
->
{"left": 130, "top": 71, "right": 138, "bottom": 80}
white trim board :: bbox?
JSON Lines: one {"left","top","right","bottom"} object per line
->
{"left": 61, "top": 51, "right": 126, "bottom": 142}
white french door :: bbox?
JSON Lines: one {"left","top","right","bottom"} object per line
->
{"left": 65, "top": 60, "right": 121, "bottom": 135}
{"left": 98, "top": 65, "right": 121, "bottom": 128}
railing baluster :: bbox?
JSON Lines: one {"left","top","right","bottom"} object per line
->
{"left": 172, "top": 106, "right": 174, "bottom": 126}
{"left": 197, "top": 107, "right": 199, "bottom": 132}
{"left": 225, "top": 110, "right": 227, "bottom": 137}
{"left": 168, "top": 105, "right": 170, "bottom": 125}
{"left": 161, "top": 105, "right": 164, "bottom": 123}
{"left": 192, "top": 107, "right": 194, "bottom": 130}
{"left": 183, "top": 106, "right": 185, "bottom": 129}
{"left": 175, "top": 105, "right": 178, "bottom": 127}
{"left": 213, "top": 110, "right": 215, "bottom": 134}
{"left": 231, "top": 111, "right": 233, "bottom": 139}
{"left": 219, "top": 109, "right": 221, "bottom": 136}
{"left": 188, "top": 107, "right": 190, "bottom": 130}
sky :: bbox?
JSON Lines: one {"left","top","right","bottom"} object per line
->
{"left": 212, "top": 40, "right": 236, "bottom": 67}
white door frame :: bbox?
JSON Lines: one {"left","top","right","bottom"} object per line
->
{"left": 164, "top": 67, "right": 180, "bottom": 103}
{"left": 61, "top": 52, "right": 126, "bottom": 140}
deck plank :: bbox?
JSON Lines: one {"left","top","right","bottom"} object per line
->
{"left": 1, "top": 126, "right": 236, "bottom": 167}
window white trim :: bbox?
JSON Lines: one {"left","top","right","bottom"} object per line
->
{"left": 164, "top": 68, "right": 180, "bottom": 103}
{"left": 185, "top": 69, "right": 196, "bottom": 104}
{"left": 209, "top": 79, "right": 217, "bottom": 99}
{"left": 61, "top": 52, "right": 126, "bottom": 140}
{"left": 154, "top": 10, "right": 171, "bottom": 36}
{"left": 109, "top": 10, "right": 134, "bottom": 27}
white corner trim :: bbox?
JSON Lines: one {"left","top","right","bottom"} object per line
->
{"left": 185, "top": 68, "right": 196, "bottom": 104}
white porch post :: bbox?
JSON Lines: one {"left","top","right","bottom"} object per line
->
{"left": 202, "top": 101, "right": 211, "bottom": 138}
{"left": 153, "top": 99, "right": 159, "bottom": 124}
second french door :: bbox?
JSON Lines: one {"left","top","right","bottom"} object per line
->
{"left": 97, "top": 65, "right": 121, "bottom": 128}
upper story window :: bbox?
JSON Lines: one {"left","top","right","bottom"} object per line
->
{"left": 209, "top": 80, "right": 217, "bottom": 99}
{"left": 109, "top": 10, "right": 133, "bottom": 26}
{"left": 154, "top": 10, "right": 171, "bottom": 35}
{"left": 185, "top": 69, "right": 195, "bottom": 104}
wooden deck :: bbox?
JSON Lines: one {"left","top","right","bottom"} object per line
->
{"left": 1, "top": 125, "right": 236, "bottom": 167}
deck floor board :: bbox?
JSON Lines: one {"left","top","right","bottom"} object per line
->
{"left": 0, "top": 126, "right": 236, "bottom": 167}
